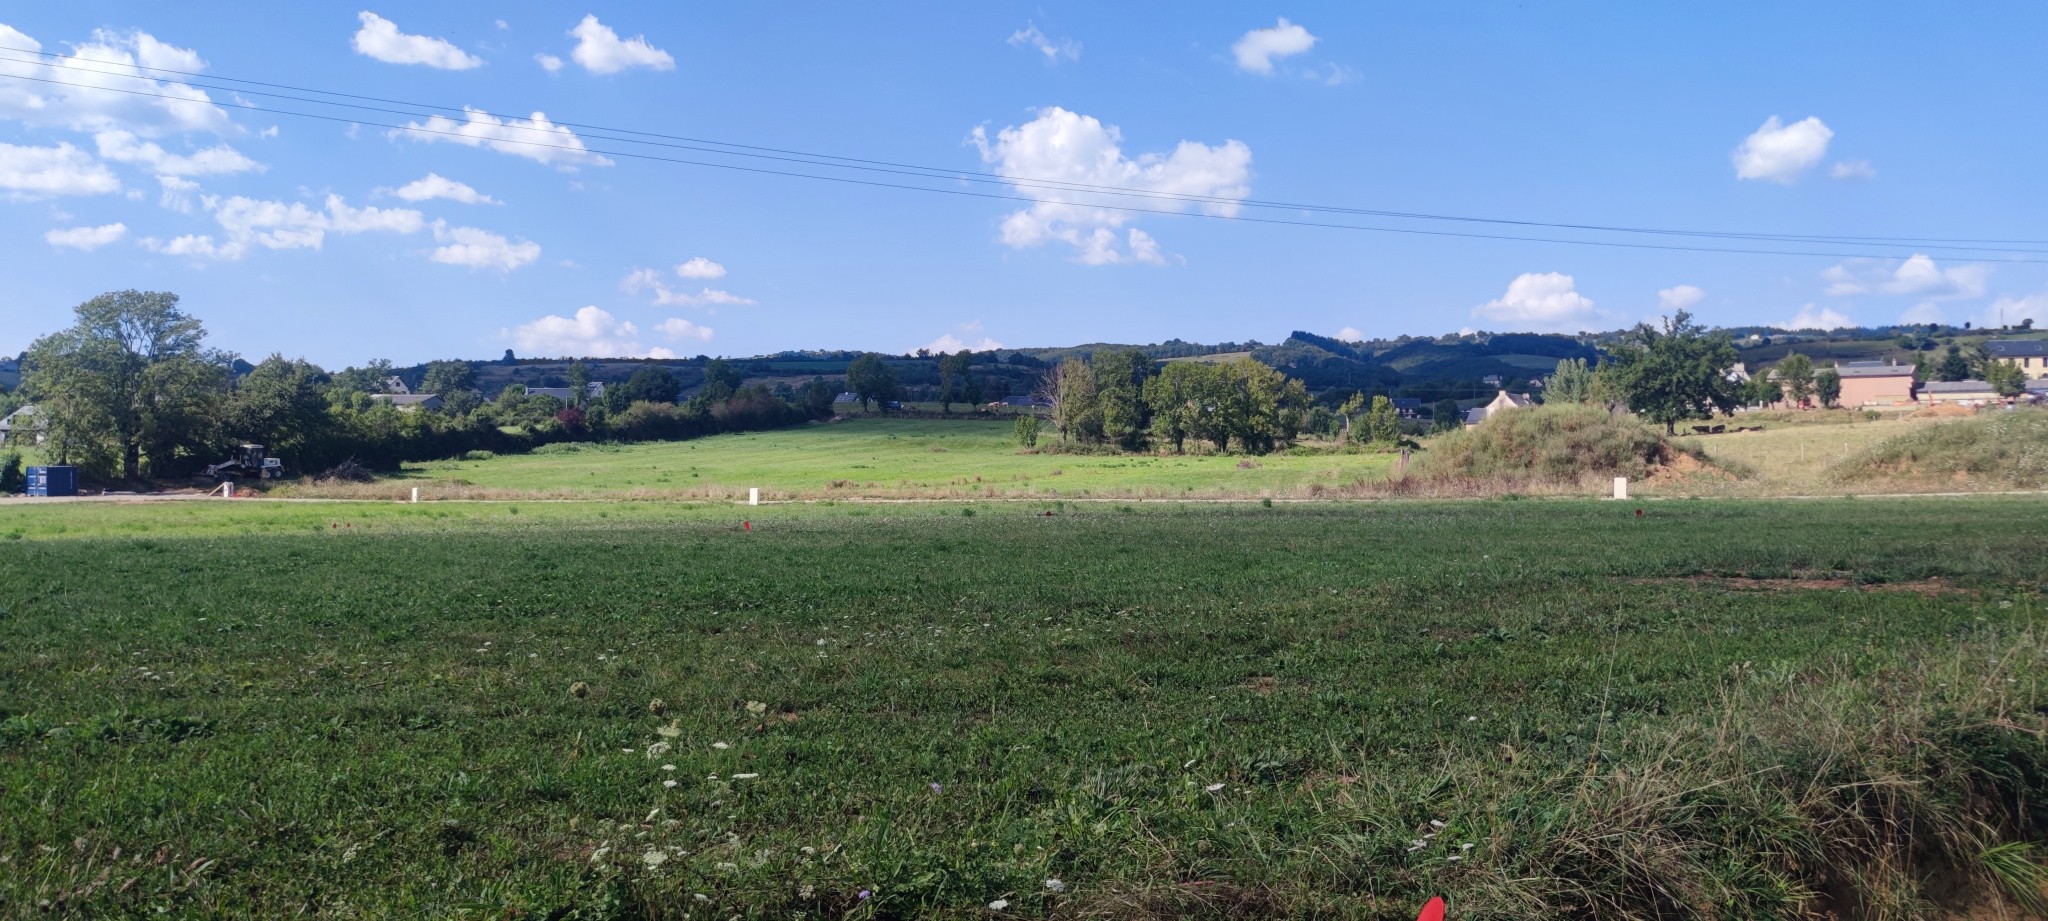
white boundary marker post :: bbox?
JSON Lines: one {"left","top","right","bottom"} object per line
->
{"left": 748, "top": 487, "right": 760, "bottom": 506}
{"left": 1613, "top": 477, "right": 1628, "bottom": 500}
{"left": 410, "top": 487, "right": 419, "bottom": 504}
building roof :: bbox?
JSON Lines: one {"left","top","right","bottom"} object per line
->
{"left": 1835, "top": 362, "right": 1915, "bottom": 378}
{"left": 1496, "top": 392, "right": 1535, "bottom": 408}
{"left": 2025, "top": 378, "right": 2048, "bottom": 392}
{"left": 1464, "top": 407, "right": 1487, "bottom": 424}
{"left": 0, "top": 404, "right": 40, "bottom": 433}
{"left": 371, "top": 393, "right": 442, "bottom": 405}
{"left": 832, "top": 391, "right": 859, "bottom": 403}
{"left": 1918, "top": 380, "right": 1996, "bottom": 394}
{"left": 1987, "top": 339, "right": 2048, "bottom": 358}
{"left": 522, "top": 382, "right": 604, "bottom": 402}
{"left": 1390, "top": 397, "right": 1422, "bottom": 409}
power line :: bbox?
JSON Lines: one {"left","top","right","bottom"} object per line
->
{"left": 6, "top": 61, "right": 2048, "bottom": 263}
{"left": 6, "top": 43, "right": 2042, "bottom": 253}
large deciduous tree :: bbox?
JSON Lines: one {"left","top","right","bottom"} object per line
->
{"left": 1602, "top": 310, "right": 1739, "bottom": 434}
{"left": 1777, "top": 353, "right": 1815, "bottom": 407}
{"left": 24, "top": 290, "right": 231, "bottom": 480}
{"left": 845, "top": 353, "right": 898, "bottom": 412}
{"left": 225, "top": 355, "right": 331, "bottom": 467}
{"left": 1544, "top": 357, "right": 1597, "bottom": 404}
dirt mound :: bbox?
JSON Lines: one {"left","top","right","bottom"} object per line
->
{"left": 1909, "top": 403, "right": 1978, "bottom": 419}
{"left": 1834, "top": 409, "right": 2048, "bottom": 489}
{"left": 1418, "top": 404, "right": 1741, "bottom": 488}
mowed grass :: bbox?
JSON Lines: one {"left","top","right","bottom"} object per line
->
{"left": 373, "top": 417, "right": 1396, "bottom": 500}
{"left": 2, "top": 499, "right": 2046, "bottom": 918}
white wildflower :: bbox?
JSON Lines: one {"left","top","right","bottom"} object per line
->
{"left": 745, "top": 700, "right": 768, "bottom": 715}
{"left": 733, "top": 772, "right": 760, "bottom": 780}
{"left": 663, "top": 779, "right": 678, "bottom": 788}
{"left": 641, "top": 849, "right": 668, "bottom": 869}
{"left": 661, "top": 764, "right": 677, "bottom": 771}
{"left": 1204, "top": 782, "right": 1225, "bottom": 792}
{"left": 989, "top": 898, "right": 1010, "bottom": 910}
{"left": 713, "top": 741, "right": 730, "bottom": 750}
{"left": 1044, "top": 878, "right": 1066, "bottom": 893}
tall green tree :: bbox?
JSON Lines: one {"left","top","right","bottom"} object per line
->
{"left": 1431, "top": 398, "right": 1463, "bottom": 433}
{"left": 1935, "top": 345, "right": 1971, "bottom": 382}
{"left": 1777, "top": 353, "right": 1815, "bottom": 406}
{"left": 23, "top": 290, "right": 230, "bottom": 479}
{"left": 701, "top": 358, "right": 744, "bottom": 403}
{"left": 1814, "top": 368, "right": 1842, "bottom": 408}
{"left": 1092, "top": 348, "right": 1153, "bottom": 448}
{"left": 1602, "top": 310, "right": 1740, "bottom": 434}
{"left": 938, "top": 350, "right": 972, "bottom": 413}
{"left": 566, "top": 360, "right": 593, "bottom": 407}
{"left": 1986, "top": 356, "right": 2029, "bottom": 398}
{"left": 419, "top": 360, "right": 476, "bottom": 397}
{"left": 1544, "top": 357, "right": 1597, "bottom": 404}
{"left": 845, "top": 354, "right": 898, "bottom": 412}
{"left": 1359, "top": 395, "right": 1400, "bottom": 446}
{"left": 225, "top": 355, "right": 331, "bottom": 465}
{"left": 1143, "top": 361, "right": 1214, "bottom": 453}
{"left": 1047, "top": 357, "right": 1101, "bottom": 442}
{"left": 615, "top": 367, "right": 681, "bottom": 405}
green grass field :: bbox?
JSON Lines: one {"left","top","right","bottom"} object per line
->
{"left": 3, "top": 498, "right": 2045, "bottom": 918}
{"left": 365, "top": 417, "right": 1397, "bottom": 500}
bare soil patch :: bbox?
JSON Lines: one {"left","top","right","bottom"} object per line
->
{"left": 1628, "top": 574, "right": 1973, "bottom": 596}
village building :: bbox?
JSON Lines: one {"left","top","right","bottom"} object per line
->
{"left": 1918, "top": 380, "right": 2002, "bottom": 405}
{"left": 1833, "top": 361, "right": 1917, "bottom": 406}
{"left": 370, "top": 393, "right": 444, "bottom": 411}
{"left": 382, "top": 375, "right": 410, "bottom": 395}
{"left": 524, "top": 382, "right": 606, "bottom": 403}
{"left": 1463, "top": 390, "right": 1533, "bottom": 426}
{"left": 0, "top": 404, "right": 45, "bottom": 446}
{"left": 1987, "top": 339, "right": 2048, "bottom": 379}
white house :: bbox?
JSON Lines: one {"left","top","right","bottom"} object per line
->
{"left": 1463, "top": 391, "right": 1534, "bottom": 427}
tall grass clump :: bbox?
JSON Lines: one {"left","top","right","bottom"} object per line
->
{"left": 1835, "top": 408, "right": 2048, "bottom": 488}
{"left": 1453, "top": 633, "right": 2048, "bottom": 919}
{"left": 1414, "top": 404, "right": 1706, "bottom": 487}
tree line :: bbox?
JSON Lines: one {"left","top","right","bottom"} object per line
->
{"left": 14, "top": 291, "right": 843, "bottom": 483}
{"left": 1028, "top": 350, "right": 1319, "bottom": 454}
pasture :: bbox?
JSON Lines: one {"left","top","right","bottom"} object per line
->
{"left": 369, "top": 417, "right": 1399, "bottom": 500}
{"left": 2, "top": 497, "right": 2045, "bottom": 918}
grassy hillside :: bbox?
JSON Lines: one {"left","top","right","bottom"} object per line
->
{"left": 1834, "top": 409, "right": 2048, "bottom": 489}
{"left": 2, "top": 499, "right": 2044, "bottom": 917}
{"left": 341, "top": 417, "right": 1397, "bottom": 500}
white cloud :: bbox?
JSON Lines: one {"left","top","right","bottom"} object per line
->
{"left": 1335, "top": 327, "right": 1366, "bottom": 341}
{"left": 1822, "top": 254, "right": 1987, "bottom": 301}
{"left": 351, "top": 12, "right": 484, "bottom": 70}
{"left": 258, "top": 126, "right": 279, "bottom": 139}
{"left": 535, "top": 53, "right": 564, "bottom": 73}
{"left": 1732, "top": 116, "right": 1832, "bottom": 183}
{"left": 568, "top": 15, "right": 674, "bottom": 74}
{"left": 922, "top": 333, "right": 1005, "bottom": 353}
{"left": 1472, "top": 272, "right": 1608, "bottom": 332}
{"left": 1657, "top": 284, "right": 1705, "bottom": 311}
{"left": 147, "top": 193, "right": 423, "bottom": 260}
{"left": 510, "top": 306, "right": 675, "bottom": 357}
{"left": 496, "top": 19, "right": 509, "bottom": 31}
{"left": 1233, "top": 18, "right": 1317, "bottom": 74}
{"left": 386, "top": 172, "right": 498, "bottom": 204}
{"left": 655, "top": 317, "right": 714, "bottom": 342}
{"left": 1008, "top": 23, "right": 1080, "bottom": 63}
{"left": 675, "top": 256, "right": 725, "bottom": 279}
{"left": 1981, "top": 291, "right": 2048, "bottom": 329}
{"left": 429, "top": 220, "right": 539, "bottom": 271}
{"left": 45, "top": 222, "right": 127, "bottom": 250}
{"left": 621, "top": 267, "right": 755, "bottom": 306}
{"left": 392, "top": 107, "right": 611, "bottom": 169}
{"left": 1780, "top": 303, "right": 1852, "bottom": 330}
{"left": 93, "top": 129, "right": 260, "bottom": 176}
{"left": 0, "top": 142, "right": 120, "bottom": 196}
{"left": 0, "top": 26, "right": 232, "bottom": 136}
{"left": 1830, "top": 160, "right": 1877, "bottom": 181}
{"left": 1899, "top": 302, "right": 1945, "bottom": 325}
{"left": 972, "top": 107, "right": 1250, "bottom": 265}
{"left": 157, "top": 175, "right": 199, "bottom": 212}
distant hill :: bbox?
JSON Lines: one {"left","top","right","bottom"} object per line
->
{"left": 1249, "top": 331, "right": 1599, "bottom": 401}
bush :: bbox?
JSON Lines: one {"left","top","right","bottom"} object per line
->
{"left": 1834, "top": 408, "right": 2048, "bottom": 488}
{"left": 0, "top": 451, "right": 20, "bottom": 494}
{"left": 1014, "top": 413, "right": 1041, "bottom": 448}
{"left": 1418, "top": 403, "right": 1693, "bottom": 483}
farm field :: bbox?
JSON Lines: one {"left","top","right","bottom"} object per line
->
{"left": 365, "top": 417, "right": 1398, "bottom": 500}
{"left": 2, "top": 498, "right": 2045, "bottom": 918}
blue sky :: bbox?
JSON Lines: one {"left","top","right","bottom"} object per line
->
{"left": 4, "top": 3, "right": 2046, "bottom": 367}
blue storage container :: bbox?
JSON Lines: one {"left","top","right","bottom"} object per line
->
{"left": 26, "top": 465, "right": 78, "bottom": 497}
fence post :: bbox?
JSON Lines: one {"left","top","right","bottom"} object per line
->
{"left": 748, "top": 487, "right": 760, "bottom": 506}
{"left": 1613, "top": 477, "right": 1628, "bottom": 500}
{"left": 410, "top": 487, "right": 419, "bottom": 504}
